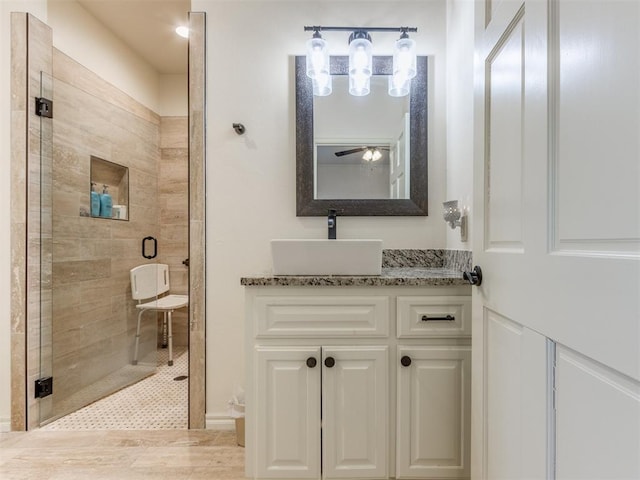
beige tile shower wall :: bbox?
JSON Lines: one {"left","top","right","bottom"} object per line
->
{"left": 159, "top": 117, "right": 189, "bottom": 347}
{"left": 49, "top": 49, "right": 161, "bottom": 417}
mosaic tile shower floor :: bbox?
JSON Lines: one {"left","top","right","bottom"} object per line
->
{"left": 41, "top": 348, "right": 188, "bottom": 430}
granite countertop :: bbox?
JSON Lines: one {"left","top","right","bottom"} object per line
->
{"left": 240, "top": 267, "right": 469, "bottom": 287}
{"left": 240, "top": 249, "right": 472, "bottom": 287}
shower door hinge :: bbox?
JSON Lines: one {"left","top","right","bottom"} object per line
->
{"left": 35, "top": 376, "right": 53, "bottom": 399}
{"left": 35, "top": 97, "right": 53, "bottom": 118}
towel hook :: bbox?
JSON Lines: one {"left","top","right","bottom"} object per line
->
{"left": 232, "top": 123, "right": 246, "bottom": 135}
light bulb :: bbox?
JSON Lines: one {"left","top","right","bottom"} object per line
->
{"left": 306, "top": 36, "right": 330, "bottom": 79}
{"left": 348, "top": 32, "right": 373, "bottom": 97}
{"left": 175, "top": 26, "right": 189, "bottom": 38}
{"left": 312, "top": 72, "right": 332, "bottom": 96}
{"left": 349, "top": 72, "right": 370, "bottom": 96}
{"left": 363, "top": 149, "right": 373, "bottom": 161}
{"left": 372, "top": 149, "right": 382, "bottom": 161}
{"left": 388, "top": 73, "right": 411, "bottom": 97}
{"left": 393, "top": 36, "right": 416, "bottom": 80}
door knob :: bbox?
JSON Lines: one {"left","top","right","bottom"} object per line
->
{"left": 401, "top": 356, "right": 412, "bottom": 367}
{"left": 324, "top": 357, "right": 335, "bottom": 368}
{"left": 463, "top": 266, "right": 483, "bottom": 286}
{"left": 306, "top": 357, "right": 317, "bottom": 368}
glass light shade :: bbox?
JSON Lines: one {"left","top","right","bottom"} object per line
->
{"left": 388, "top": 74, "right": 411, "bottom": 97}
{"left": 371, "top": 149, "right": 382, "bottom": 161}
{"left": 348, "top": 37, "right": 373, "bottom": 77}
{"left": 306, "top": 37, "right": 330, "bottom": 79}
{"left": 312, "top": 72, "right": 332, "bottom": 96}
{"left": 349, "top": 72, "right": 370, "bottom": 96}
{"left": 362, "top": 149, "right": 373, "bottom": 161}
{"left": 393, "top": 37, "right": 417, "bottom": 80}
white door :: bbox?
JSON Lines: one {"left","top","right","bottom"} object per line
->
{"left": 396, "top": 346, "right": 471, "bottom": 479}
{"left": 322, "top": 346, "right": 389, "bottom": 479}
{"left": 255, "top": 346, "right": 321, "bottom": 479}
{"left": 472, "top": 0, "right": 640, "bottom": 479}
{"left": 389, "top": 113, "right": 410, "bottom": 199}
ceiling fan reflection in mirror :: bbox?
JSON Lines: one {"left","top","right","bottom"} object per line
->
{"left": 334, "top": 146, "right": 390, "bottom": 161}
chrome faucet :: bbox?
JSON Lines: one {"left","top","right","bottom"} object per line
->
{"left": 328, "top": 209, "right": 337, "bottom": 240}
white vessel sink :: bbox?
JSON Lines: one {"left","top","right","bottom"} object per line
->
{"left": 271, "top": 239, "right": 383, "bottom": 276}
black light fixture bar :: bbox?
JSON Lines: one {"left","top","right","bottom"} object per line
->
{"left": 304, "top": 26, "right": 417, "bottom": 33}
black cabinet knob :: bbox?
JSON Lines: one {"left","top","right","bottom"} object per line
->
{"left": 401, "top": 356, "right": 412, "bottom": 367}
{"left": 324, "top": 356, "right": 335, "bottom": 368}
{"left": 306, "top": 357, "right": 317, "bottom": 368}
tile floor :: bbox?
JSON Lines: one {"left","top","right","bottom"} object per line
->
{"left": 42, "top": 348, "right": 188, "bottom": 430}
{"left": 0, "top": 349, "right": 244, "bottom": 479}
{"left": 0, "top": 429, "right": 245, "bottom": 480}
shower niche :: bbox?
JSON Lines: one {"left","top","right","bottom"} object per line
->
{"left": 89, "top": 156, "right": 129, "bottom": 220}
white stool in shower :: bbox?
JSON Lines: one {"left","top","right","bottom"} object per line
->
{"left": 130, "top": 263, "right": 188, "bottom": 366}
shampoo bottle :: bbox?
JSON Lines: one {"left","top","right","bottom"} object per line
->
{"left": 90, "top": 182, "right": 101, "bottom": 217}
{"left": 100, "top": 184, "right": 113, "bottom": 218}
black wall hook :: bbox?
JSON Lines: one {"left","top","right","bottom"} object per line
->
{"left": 233, "top": 123, "right": 246, "bottom": 135}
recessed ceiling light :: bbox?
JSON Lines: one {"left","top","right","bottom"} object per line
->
{"left": 175, "top": 26, "right": 189, "bottom": 38}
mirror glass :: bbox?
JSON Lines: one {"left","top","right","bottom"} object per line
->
{"left": 314, "top": 75, "right": 410, "bottom": 200}
{"left": 296, "top": 55, "right": 428, "bottom": 216}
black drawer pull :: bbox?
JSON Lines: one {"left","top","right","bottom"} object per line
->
{"left": 324, "top": 357, "right": 335, "bottom": 368}
{"left": 401, "top": 356, "right": 412, "bottom": 367}
{"left": 421, "top": 314, "right": 455, "bottom": 322}
{"left": 306, "top": 357, "right": 317, "bottom": 368}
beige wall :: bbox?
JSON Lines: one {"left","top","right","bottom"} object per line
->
{"left": 159, "top": 76, "right": 189, "bottom": 117}
{"left": 191, "top": 0, "right": 449, "bottom": 423}
{"left": 47, "top": 0, "right": 188, "bottom": 117}
{"left": 47, "top": 0, "right": 160, "bottom": 113}
{"left": 159, "top": 116, "right": 189, "bottom": 346}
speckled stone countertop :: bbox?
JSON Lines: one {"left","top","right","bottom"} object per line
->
{"left": 240, "top": 267, "right": 468, "bottom": 287}
{"left": 241, "top": 249, "right": 472, "bottom": 287}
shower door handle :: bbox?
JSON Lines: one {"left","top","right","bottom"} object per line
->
{"left": 142, "top": 236, "right": 157, "bottom": 259}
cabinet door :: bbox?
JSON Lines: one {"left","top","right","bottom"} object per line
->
{"left": 322, "top": 346, "right": 389, "bottom": 479}
{"left": 255, "top": 346, "right": 321, "bottom": 479}
{"left": 396, "top": 346, "right": 471, "bottom": 479}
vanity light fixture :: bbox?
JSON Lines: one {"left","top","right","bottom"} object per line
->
{"left": 443, "top": 200, "right": 468, "bottom": 242}
{"left": 306, "top": 28, "right": 332, "bottom": 96}
{"left": 304, "top": 25, "right": 418, "bottom": 97}
{"left": 348, "top": 30, "right": 373, "bottom": 96}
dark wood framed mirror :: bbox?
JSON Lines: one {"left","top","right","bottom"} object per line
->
{"left": 296, "top": 55, "right": 428, "bottom": 216}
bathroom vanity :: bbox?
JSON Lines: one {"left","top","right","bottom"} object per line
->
{"left": 242, "top": 266, "right": 471, "bottom": 480}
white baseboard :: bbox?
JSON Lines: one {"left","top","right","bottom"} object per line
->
{"left": 205, "top": 414, "right": 235, "bottom": 430}
{"left": 0, "top": 419, "right": 10, "bottom": 432}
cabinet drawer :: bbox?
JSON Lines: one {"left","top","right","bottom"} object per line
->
{"left": 397, "top": 296, "right": 471, "bottom": 337}
{"left": 254, "top": 296, "right": 389, "bottom": 337}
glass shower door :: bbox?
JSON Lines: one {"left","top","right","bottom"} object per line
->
{"left": 38, "top": 71, "right": 160, "bottom": 426}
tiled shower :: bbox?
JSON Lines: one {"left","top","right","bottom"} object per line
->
{"left": 38, "top": 49, "right": 189, "bottom": 427}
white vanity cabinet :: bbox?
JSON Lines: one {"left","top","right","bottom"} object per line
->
{"left": 395, "top": 295, "right": 471, "bottom": 479}
{"left": 396, "top": 346, "right": 471, "bottom": 479}
{"left": 244, "top": 286, "right": 471, "bottom": 480}
{"left": 254, "top": 345, "right": 388, "bottom": 479}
